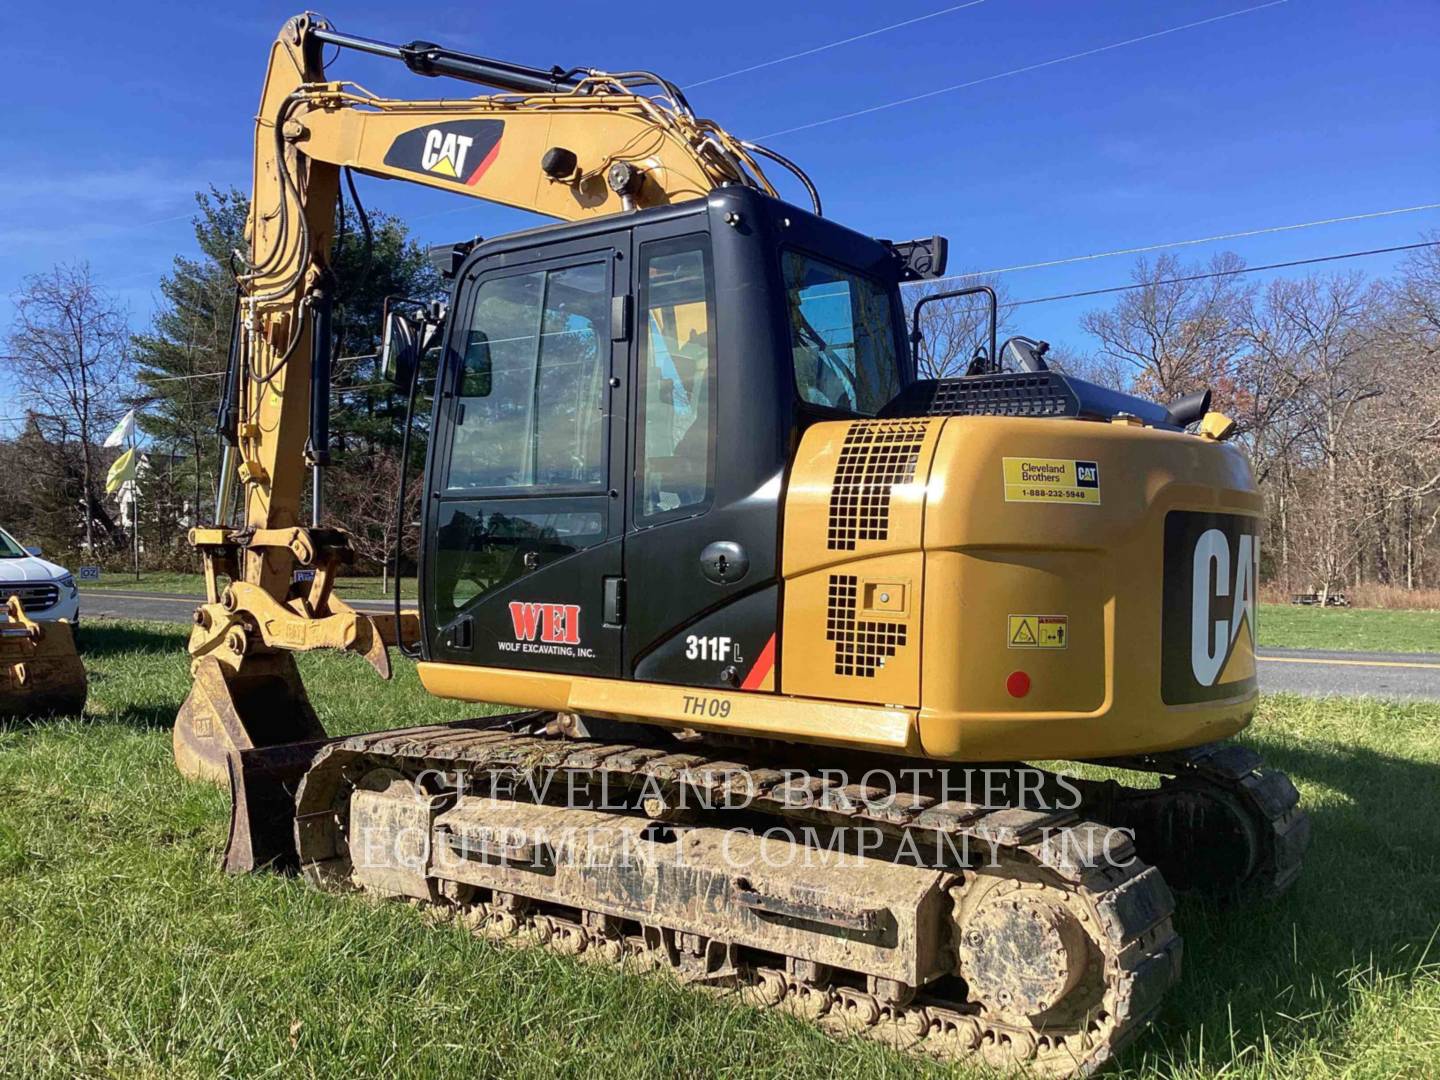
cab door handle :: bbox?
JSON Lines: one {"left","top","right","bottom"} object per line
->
{"left": 603, "top": 577, "right": 625, "bottom": 626}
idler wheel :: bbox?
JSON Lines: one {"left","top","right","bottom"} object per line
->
{"left": 957, "top": 889, "right": 1088, "bottom": 1021}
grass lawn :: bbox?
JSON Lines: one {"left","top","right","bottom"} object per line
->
{"left": 78, "top": 570, "right": 416, "bottom": 601}
{"left": 1259, "top": 603, "right": 1440, "bottom": 654}
{"left": 1, "top": 621, "right": 1437, "bottom": 1078}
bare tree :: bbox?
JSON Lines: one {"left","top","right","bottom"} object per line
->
{"left": 1263, "top": 273, "right": 1393, "bottom": 598}
{"left": 1393, "top": 230, "right": 1440, "bottom": 339}
{"left": 1081, "top": 253, "right": 1253, "bottom": 407}
{"left": 7, "top": 263, "right": 132, "bottom": 552}
{"left": 334, "top": 453, "right": 422, "bottom": 593}
{"left": 906, "top": 275, "right": 1015, "bottom": 379}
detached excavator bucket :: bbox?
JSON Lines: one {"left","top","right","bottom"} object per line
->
{"left": 0, "top": 595, "right": 87, "bottom": 718}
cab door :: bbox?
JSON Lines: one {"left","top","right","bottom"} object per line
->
{"left": 621, "top": 217, "right": 785, "bottom": 691}
{"left": 423, "top": 235, "right": 628, "bottom": 676}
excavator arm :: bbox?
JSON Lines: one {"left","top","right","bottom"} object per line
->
{"left": 175, "top": 12, "right": 810, "bottom": 783}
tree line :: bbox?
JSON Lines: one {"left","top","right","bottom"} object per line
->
{"left": 3, "top": 192, "right": 1437, "bottom": 602}
{"left": 0, "top": 188, "right": 439, "bottom": 583}
{"left": 912, "top": 237, "right": 1440, "bottom": 603}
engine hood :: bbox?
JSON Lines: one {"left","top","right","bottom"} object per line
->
{"left": 0, "top": 555, "right": 69, "bottom": 583}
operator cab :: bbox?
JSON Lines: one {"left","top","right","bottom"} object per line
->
{"left": 382, "top": 187, "right": 1194, "bottom": 693}
{"left": 388, "top": 188, "right": 925, "bottom": 688}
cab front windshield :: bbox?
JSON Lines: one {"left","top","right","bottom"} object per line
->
{"left": 0, "top": 529, "right": 26, "bottom": 559}
{"left": 784, "top": 250, "right": 903, "bottom": 416}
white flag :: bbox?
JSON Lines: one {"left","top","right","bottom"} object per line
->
{"left": 103, "top": 409, "right": 135, "bottom": 449}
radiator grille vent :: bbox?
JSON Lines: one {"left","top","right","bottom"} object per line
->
{"left": 826, "top": 421, "right": 926, "bottom": 551}
{"left": 929, "top": 372, "right": 1070, "bottom": 416}
{"left": 879, "top": 371, "right": 1079, "bottom": 419}
{"left": 827, "top": 574, "right": 907, "bottom": 678}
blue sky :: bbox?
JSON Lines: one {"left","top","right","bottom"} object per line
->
{"left": 1, "top": 0, "right": 1436, "bottom": 425}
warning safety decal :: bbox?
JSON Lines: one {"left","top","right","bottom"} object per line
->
{"left": 1008, "top": 614, "right": 1069, "bottom": 649}
{"left": 1003, "top": 458, "right": 1101, "bottom": 505}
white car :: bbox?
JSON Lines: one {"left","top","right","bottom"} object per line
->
{"left": 0, "top": 527, "right": 80, "bottom": 623}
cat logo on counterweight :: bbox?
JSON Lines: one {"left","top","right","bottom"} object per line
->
{"left": 1160, "top": 511, "right": 1259, "bottom": 704}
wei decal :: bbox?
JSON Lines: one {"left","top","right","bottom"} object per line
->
{"left": 498, "top": 602, "right": 594, "bottom": 659}
{"left": 508, "top": 602, "right": 581, "bottom": 644}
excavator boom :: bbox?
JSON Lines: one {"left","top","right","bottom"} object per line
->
{"left": 176, "top": 12, "right": 809, "bottom": 781}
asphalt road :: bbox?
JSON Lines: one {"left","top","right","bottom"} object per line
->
{"left": 80, "top": 589, "right": 1440, "bottom": 702}
{"left": 1250, "top": 646, "right": 1440, "bottom": 702}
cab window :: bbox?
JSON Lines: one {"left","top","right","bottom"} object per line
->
{"left": 783, "top": 250, "right": 901, "bottom": 416}
{"left": 447, "top": 261, "right": 609, "bottom": 491}
{"left": 636, "top": 236, "right": 716, "bottom": 523}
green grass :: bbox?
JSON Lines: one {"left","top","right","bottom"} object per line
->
{"left": 2, "top": 621, "right": 1438, "bottom": 1078}
{"left": 1259, "top": 603, "right": 1440, "bottom": 654}
{"left": 78, "top": 570, "right": 416, "bottom": 601}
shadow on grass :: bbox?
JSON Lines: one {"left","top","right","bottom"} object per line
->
{"left": 79, "top": 619, "right": 188, "bottom": 658}
{"left": 0, "top": 622, "right": 190, "bottom": 733}
{"left": 1135, "top": 731, "right": 1440, "bottom": 1067}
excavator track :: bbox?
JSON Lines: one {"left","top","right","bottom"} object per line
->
{"left": 1076, "top": 742, "right": 1311, "bottom": 901}
{"left": 285, "top": 715, "right": 1182, "bottom": 1076}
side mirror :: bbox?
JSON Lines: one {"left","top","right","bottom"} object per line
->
{"left": 23, "top": 546, "right": 41, "bottom": 557}
{"left": 908, "top": 285, "right": 997, "bottom": 379}
{"left": 381, "top": 309, "right": 421, "bottom": 392}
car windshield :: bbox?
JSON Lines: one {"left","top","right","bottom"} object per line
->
{"left": 0, "top": 529, "right": 27, "bottom": 558}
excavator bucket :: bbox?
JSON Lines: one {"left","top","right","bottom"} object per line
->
{"left": 0, "top": 595, "right": 87, "bottom": 719}
{"left": 223, "top": 739, "right": 328, "bottom": 873}
{"left": 174, "top": 654, "right": 328, "bottom": 786}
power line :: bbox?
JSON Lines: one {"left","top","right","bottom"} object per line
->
{"left": 1, "top": 246, "right": 1431, "bottom": 431}
{"left": 144, "top": 370, "right": 222, "bottom": 383}
{"left": 684, "top": 1, "right": 989, "bottom": 89}
{"left": 903, "top": 201, "right": 1440, "bottom": 287}
{"left": 758, "top": 0, "right": 1289, "bottom": 139}
{"left": 1008, "top": 240, "right": 1438, "bottom": 308}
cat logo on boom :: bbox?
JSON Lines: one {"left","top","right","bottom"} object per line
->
{"left": 383, "top": 119, "right": 504, "bottom": 186}
{"left": 421, "top": 130, "right": 474, "bottom": 178}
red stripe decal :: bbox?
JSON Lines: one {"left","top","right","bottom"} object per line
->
{"left": 740, "top": 633, "right": 777, "bottom": 691}
{"left": 465, "top": 139, "right": 503, "bottom": 186}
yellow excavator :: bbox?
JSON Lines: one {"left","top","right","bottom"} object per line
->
{"left": 176, "top": 14, "right": 1309, "bottom": 1074}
